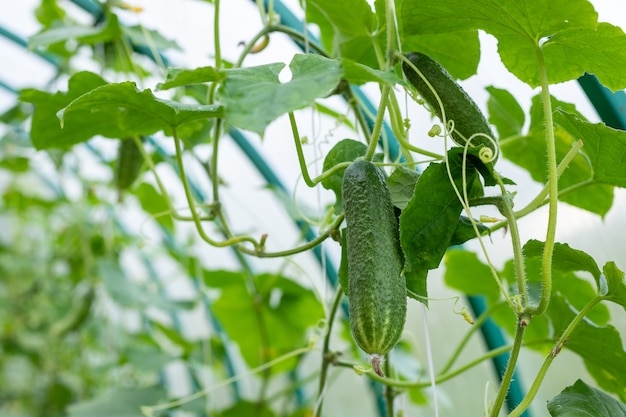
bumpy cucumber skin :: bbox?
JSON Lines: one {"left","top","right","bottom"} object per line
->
{"left": 402, "top": 52, "right": 494, "bottom": 151}
{"left": 342, "top": 159, "right": 406, "bottom": 358}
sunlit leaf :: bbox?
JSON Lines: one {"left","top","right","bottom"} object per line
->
{"left": 157, "top": 66, "right": 225, "bottom": 90}
{"left": 219, "top": 54, "right": 342, "bottom": 134}
{"left": 401, "top": 0, "right": 626, "bottom": 90}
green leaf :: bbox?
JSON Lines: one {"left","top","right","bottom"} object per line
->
{"left": 486, "top": 86, "right": 525, "bottom": 139}
{"left": 29, "top": 13, "right": 122, "bottom": 49}
{"left": 133, "top": 182, "right": 174, "bottom": 231}
{"left": 0, "top": 156, "right": 30, "bottom": 173}
{"left": 501, "top": 95, "right": 614, "bottom": 216}
{"left": 400, "top": 0, "right": 626, "bottom": 90}
{"left": 67, "top": 387, "right": 166, "bottom": 417}
{"left": 400, "top": 31, "right": 481, "bottom": 80}
{"left": 341, "top": 58, "right": 405, "bottom": 86}
{"left": 204, "top": 270, "right": 323, "bottom": 370}
{"left": 321, "top": 138, "right": 368, "bottom": 212}
{"left": 548, "top": 379, "right": 626, "bottom": 417}
{"left": 122, "top": 25, "right": 181, "bottom": 51}
{"left": 399, "top": 151, "right": 480, "bottom": 301}
{"left": 522, "top": 240, "right": 601, "bottom": 280}
{"left": 550, "top": 295, "right": 626, "bottom": 401}
{"left": 602, "top": 262, "right": 626, "bottom": 310}
{"left": 554, "top": 110, "right": 626, "bottom": 189}
{"left": 387, "top": 166, "right": 420, "bottom": 210}
{"left": 219, "top": 54, "right": 342, "bottom": 134}
{"left": 57, "top": 82, "right": 222, "bottom": 144}
{"left": 443, "top": 249, "right": 500, "bottom": 301}
{"left": 157, "top": 66, "right": 225, "bottom": 90}
{"left": 449, "top": 217, "right": 489, "bottom": 247}
{"left": 20, "top": 71, "right": 108, "bottom": 150}
{"left": 305, "top": 0, "right": 378, "bottom": 65}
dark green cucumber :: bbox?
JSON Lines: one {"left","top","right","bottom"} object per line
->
{"left": 342, "top": 159, "right": 406, "bottom": 376}
{"left": 402, "top": 52, "right": 495, "bottom": 155}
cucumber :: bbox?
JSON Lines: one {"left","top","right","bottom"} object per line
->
{"left": 402, "top": 52, "right": 495, "bottom": 156}
{"left": 114, "top": 137, "right": 143, "bottom": 193}
{"left": 342, "top": 159, "right": 406, "bottom": 376}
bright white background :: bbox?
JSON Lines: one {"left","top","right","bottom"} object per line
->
{"left": 1, "top": 1, "right": 625, "bottom": 416}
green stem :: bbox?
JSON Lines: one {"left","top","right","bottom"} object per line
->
{"left": 213, "top": 0, "right": 222, "bottom": 69}
{"left": 235, "top": 25, "right": 271, "bottom": 68}
{"left": 289, "top": 112, "right": 315, "bottom": 187}
{"left": 513, "top": 139, "right": 584, "bottom": 219}
{"left": 365, "top": 84, "right": 391, "bottom": 160}
{"left": 315, "top": 288, "right": 345, "bottom": 417}
{"left": 498, "top": 192, "right": 528, "bottom": 308}
{"left": 237, "top": 213, "right": 344, "bottom": 258}
{"left": 532, "top": 44, "right": 558, "bottom": 316}
{"left": 172, "top": 129, "right": 259, "bottom": 249}
{"left": 338, "top": 338, "right": 551, "bottom": 389}
{"left": 384, "top": 356, "right": 394, "bottom": 417}
{"left": 507, "top": 297, "right": 604, "bottom": 417}
{"left": 489, "top": 319, "right": 526, "bottom": 417}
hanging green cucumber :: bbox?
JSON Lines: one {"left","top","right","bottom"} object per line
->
{"left": 402, "top": 52, "right": 496, "bottom": 159}
{"left": 342, "top": 159, "right": 407, "bottom": 377}
{"left": 114, "top": 137, "right": 143, "bottom": 195}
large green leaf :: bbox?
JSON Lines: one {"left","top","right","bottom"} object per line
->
{"left": 203, "top": 270, "right": 323, "bottom": 370}
{"left": 548, "top": 379, "right": 626, "bottom": 416}
{"left": 219, "top": 54, "right": 342, "bottom": 134}
{"left": 400, "top": 0, "right": 626, "bottom": 90}
{"left": 58, "top": 82, "right": 222, "bottom": 140}
{"left": 20, "top": 71, "right": 108, "bottom": 149}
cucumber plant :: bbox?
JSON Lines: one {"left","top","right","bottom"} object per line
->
{"left": 4, "top": 0, "right": 626, "bottom": 417}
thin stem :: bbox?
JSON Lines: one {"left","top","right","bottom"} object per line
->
{"left": 384, "top": 356, "right": 395, "bottom": 417}
{"left": 365, "top": 84, "right": 391, "bottom": 160}
{"left": 172, "top": 129, "right": 259, "bottom": 249}
{"left": 290, "top": 112, "right": 315, "bottom": 187}
{"left": 213, "top": 0, "right": 222, "bottom": 69}
{"left": 507, "top": 297, "right": 604, "bottom": 417}
{"left": 513, "top": 139, "right": 584, "bottom": 219}
{"left": 488, "top": 319, "right": 526, "bottom": 417}
{"left": 235, "top": 25, "right": 271, "bottom": 68}
{"left": 498, "top": 192, "right": 528, "bottom": 308}
{"left": 532, "top": 44, "right": 558, "bottom": 316}
{"left": 315, "top": 288, "right": 345, "bottom": 417}
{"left": 237, "top": 213, "right": 344, "bottom": 258}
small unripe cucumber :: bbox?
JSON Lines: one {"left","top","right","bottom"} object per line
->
{"left": 402, "top": 52, "right": 495, "bottom": 154}
{"left": 114, "top": 138, "right": 143, "bottom": 193}
{"left": 342, "top": 159, "right": 406, "bottom": 376}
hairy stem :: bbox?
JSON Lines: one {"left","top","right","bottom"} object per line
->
{"left": 508, "top": 297, "right": 604, "bottom": 417}
{"left": 532, "top": 44, "right": 558, "bottom": 316}
{"left": 489, "top": 319, "right": 526, "bottom": 417}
